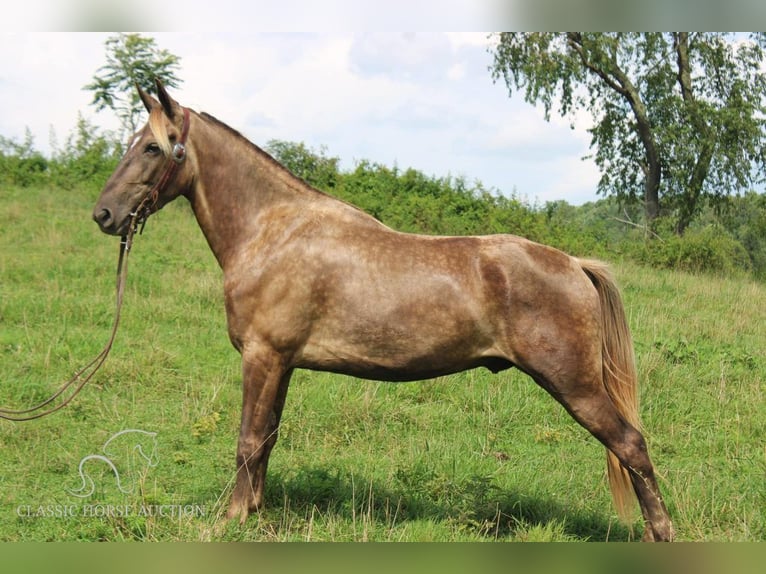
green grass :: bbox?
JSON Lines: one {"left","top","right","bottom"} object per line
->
{"left": 0, "top": 184, "right": 763, "bottom": 541}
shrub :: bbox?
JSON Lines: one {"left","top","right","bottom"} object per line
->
{"left": 638, "top": 223, "right": 752, "bottom": 275}
{"left": 49, "top": 114, "right": 121, "bottom": 190}
{"left": 0, "top": 130, "right": 49, "bottom": 187}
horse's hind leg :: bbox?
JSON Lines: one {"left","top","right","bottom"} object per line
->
{"left": 536, "top": 372, "right": 674, "bottom": 541}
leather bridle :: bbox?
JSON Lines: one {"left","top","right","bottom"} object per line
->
{"left": 0, "top": 108, "right": 191, "bottom": 422}
{"left": 131, "top": 106, "right": 191, "bottom": 236}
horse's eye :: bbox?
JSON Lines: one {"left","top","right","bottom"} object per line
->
{"left": 144, "top": 143, "right": 161, "bottom": 155}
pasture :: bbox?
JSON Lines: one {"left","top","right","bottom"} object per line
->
{"left": 0, "top": 184, "right": 763, "bottom": 541}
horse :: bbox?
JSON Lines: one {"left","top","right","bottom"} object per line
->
{"left": 92, "top": 79, "right": 674, "bottom": 541}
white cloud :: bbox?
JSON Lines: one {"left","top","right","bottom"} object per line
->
{"left": 0, "top": 33, "right": 120, "bottom": 150}
{"left": 0, "top": 32, "right": 599, "bottom": 204}
{"left": 447, "top": 63, "right": 466, "bottom": 81}
{"left": 445, "top": 32, "right": 493, "bottom": 51}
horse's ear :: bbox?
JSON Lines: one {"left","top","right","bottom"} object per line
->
{"left": 137, "top": 83, "right": 159, "bottom": 113}
{"left": 155, "top": 78, "right": 180, "bottom": 120}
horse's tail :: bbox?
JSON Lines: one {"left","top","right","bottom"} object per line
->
{"left": 578, "top": 259, "right": 639, "bottom": 524}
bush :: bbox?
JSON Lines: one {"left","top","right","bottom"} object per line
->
{"left": 718, "top": 191, "right": 766, "bottom": 280}
{"left": 49, "top": 114, "right": 121, "bottom": 190}
{"left": 0, "top": 130, "right": 49, "bottom": 187}
{"left": 637, "top": 222, "right": 752, "bottom": 275}
{"left": 264, "top": 139, "right": 339, "bottom": 191}
{"left": 0, "top": 117, "right": 121, "bottom": 193}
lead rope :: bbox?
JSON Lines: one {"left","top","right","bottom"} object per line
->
{"left": 0, "top": 106, "right": 190, "bottom": 422}
{"left": 0, "top": 212, "right": 141, "bottom": 422}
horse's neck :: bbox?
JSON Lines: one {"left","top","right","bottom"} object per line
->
{"left": 186, "top": 126, "right": 320, "bottom": 268}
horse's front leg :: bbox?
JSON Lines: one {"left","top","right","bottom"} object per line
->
{"left": 226, "top": 346, "right": 291, "bottom": 524}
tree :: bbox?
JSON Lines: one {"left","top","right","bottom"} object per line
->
{"left": 490, "top": 33, "right": 766, "bottom": 234}
{"left": 84, "top": 33, "right": 182, "bottom": 141}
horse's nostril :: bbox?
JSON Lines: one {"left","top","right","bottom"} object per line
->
{"left": 94, "top": 207, "right": 113, "bottom": 227}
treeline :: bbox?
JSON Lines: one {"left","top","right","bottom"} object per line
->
{"left": 2, "top": 128, "right": 765, "bottom": 280}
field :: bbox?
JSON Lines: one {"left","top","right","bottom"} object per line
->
{"left": 0, "top": 184, "right": 763, "bottom": 541}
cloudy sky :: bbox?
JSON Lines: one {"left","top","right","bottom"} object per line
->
{"left": 0, "top": 32, "right": 601, "bottom": 204}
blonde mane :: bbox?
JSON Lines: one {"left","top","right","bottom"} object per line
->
{"left": 148, "top": 107, "right": 172, "bottom": 156}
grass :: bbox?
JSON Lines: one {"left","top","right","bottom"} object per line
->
{"left": 0, "top": 184, "right": 764, "bottom": 541}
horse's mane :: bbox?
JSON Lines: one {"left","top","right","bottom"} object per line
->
{"left": 147, "top": 106, "right": 370, "bottom": 221}
{"left": 199, "top": 111, "right": 298, "bottom": 178}
{"left": 148, "top": 107, "right": 173, "bottom": 156}
{"left": 198, "top": 111, "right": 376, "bottom": 220}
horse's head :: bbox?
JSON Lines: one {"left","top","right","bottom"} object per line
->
{"left": 93, "top": 79, "right": 193, "bottom": 236}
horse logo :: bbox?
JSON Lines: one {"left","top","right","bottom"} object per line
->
{"left": 68, "top": 429, "right": 159, "bottom": 498}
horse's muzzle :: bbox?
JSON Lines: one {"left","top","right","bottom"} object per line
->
{"left": 93, "top": 207, "right": 116, "bottom": 233}
{"left": 92, "top": 206, "right": 128, "bottom": 236}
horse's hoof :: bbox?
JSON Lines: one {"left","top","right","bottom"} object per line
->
{"left": 225, "top": 500, "right": 251, "bottom": 525}
{"left": 642, "top": 520, "right": 675, "bottom": 542}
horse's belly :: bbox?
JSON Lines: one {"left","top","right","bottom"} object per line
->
{"left": 297, "top": 350, "right": 491, "bottom": 382}
{"left": 296, "top": 315, "right": 500, "bottom": 382}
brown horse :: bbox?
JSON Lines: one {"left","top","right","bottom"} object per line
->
{"left": 93, "top": 80, "right": 673, "bottom": 541}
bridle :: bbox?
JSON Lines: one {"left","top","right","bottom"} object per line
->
{"left": 0, "top": 107, "right": 191, "bottom": 422}
{"left": 131, "top": 107, "right": 191, "bottom": 235}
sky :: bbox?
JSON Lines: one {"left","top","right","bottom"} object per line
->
{"left": 2, "top": 32, "right": 601, "bottom": 205}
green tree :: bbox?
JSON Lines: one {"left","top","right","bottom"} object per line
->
{"left": 490, "top": 33, "right": 766, "bottom": 234}
{"left": 84, "top": 33, "right": 182, "bottom": 141}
